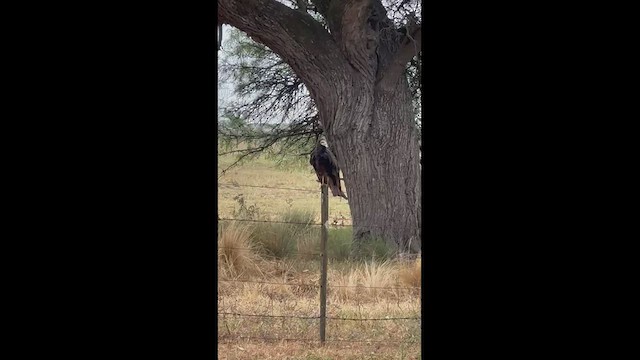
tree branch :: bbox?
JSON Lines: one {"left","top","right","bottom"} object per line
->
{"left": 377, "top": 25, "right": 421, "bottom": 88}
{"left": 218, "top": 0, "right": 346, "bottom": 85}
{"left": 219, "top": 0, "right": 353, "bottom": 133}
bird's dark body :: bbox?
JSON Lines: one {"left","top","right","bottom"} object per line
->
{"left": 310, "top": 147, "right": 340, "bottom": 185}
{"left": 310, "top": 137, "right": 348, "bottom": 200}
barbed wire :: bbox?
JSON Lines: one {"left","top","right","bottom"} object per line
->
{"left": 218, "top": 278, "right": 420, "bottom": 291}
{"left": 328, "top": 284, "right": 421, "bottom": 290}
{"left": 323, "top": 338, "right": 420, "bottom": 344}
{"left": 326, "top": 316, "right": 420, "bottom": 321}
{"left": 218, "top": 217, "right": 397, "bottom": 229}
{"left": 218, "top": 217, "right": 323, "bottom": 226}
{"left": 218, "top": 312, "right": 320, "bottom": 320}
{"left": 218, "top": 335, "right": 316, "bottom": 343}
{"left": 218, "top": 246, "right": 321, "bottom": 257}
{"left": 219, "top": 182, "right": 317, "bottom": 193}
{"left": 218, "top": 217, "right": 356, "bottom": 226}
{"left": 218, "top": 335, "right": 420, "bottom": 344}
{"left": 218, "top": 279, "right": 319, "bottom": 287}
{"left": 218, "top": 312, "right": 420, "bottom": 321}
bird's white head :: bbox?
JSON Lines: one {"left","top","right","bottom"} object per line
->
{"left": 319, "top": 135, "right": 329, "bottom": 148}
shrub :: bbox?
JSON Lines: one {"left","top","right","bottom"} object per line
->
{"left": 351, "top": 235, "right": 394, "bottom": 261}
{"left": 252, "top": 209, "right": 317, "bottom": 259}
{"left": 251, "top": 222, "right": 297, "bottom": 258}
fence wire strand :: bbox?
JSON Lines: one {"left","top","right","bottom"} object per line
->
{"left": 218, "top": 312, "right": 420, "bottom": 322}
{"left": 327, "top": 284, "right": 420, "bottom": 290}
{"left": 218, "top": 246, "right": 321, "bottom": 257}
{"left": 326, "top": 316, "right": 420, "bottom": 321}
{"left": 218, "top": 217, "right": 393, "bottom": 229}
{"left": 218, "top": 218, "right": 322, "bottom": 226}
{"left": 218, "top": 335, "right": 420, "bottom": 345}
{"left": 218, "top": 312, "right": 320, "bottom": 320}
{"left": 218, "top": 278, "right": 419, "bottom": 291}
{"left": 218, "top": 335, "right": 317, "bottom": 343}
{"left": 323, "top": 338, "right": 420, "bottom": 344}
{"left": 218, "top": 279, "right": 319, "bottom": 287}
{"left": 219, "top": 182, "right": 317, "bottom": 193}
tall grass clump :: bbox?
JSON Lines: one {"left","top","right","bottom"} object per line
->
{"left": 281, "top": 208, "right": 317, "bottom": 229}
{"left": 351, "top": 235, "right": 395, "bottom": 261}
{"left": 297, "top": 226, "right": 353, "bottom": 261}
{"left": 327, "top": 228, "right": 352, "bottom": 261}
{"left": 252, "top": 208, "right": 316, "bottom": 259}
{"left": 329, "top": 267, "right": 360, "bottom": 302}
{"left": 297, "top": 228, "right": 320, "bottom": 260}
{"left": 330, "top": 258, "right": 395, "bottom": 302}
{"left": 298, "top": 228, "right": 397, "bottom": 262}
{"left": 360, "top": 259, "right": 394, "bottom": 296}
{"left": 217, "top": 222, "right": 263, "bottom": 279}
{"left": 398, "top": 257, "right": 421, "bottom": 288}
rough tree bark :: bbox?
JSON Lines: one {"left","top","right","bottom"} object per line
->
{"left": 219, "top": 0, "right": 422, "bottom": 253}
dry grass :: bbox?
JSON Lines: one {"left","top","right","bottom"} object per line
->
{"left": 329, "top": 267, "right": 360, "bottom": 303}
{"left": 218, "top": 338, "right": 420, "bottom": 360}
{"left": 218, "top": 222, "right": 263, "bottom": 279}
{"left": 217, "top": 150, "right": 421, "bottom": 359}
{"left": 218, "top": 275, "right": 420, "bottom": 360}
{"left": 328, "top": 259, "right": 421, "bottom": 303}
{"left": 360, "top": 259, "right": 394, "bottom": 296}
{"left": 398, "top": 257, "right": 422, "bottom": 288}
{"left": 218, "top": 257, "right": 421, "bottom": 359}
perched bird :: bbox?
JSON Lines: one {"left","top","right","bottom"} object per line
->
{"left": 310, "top": 135, "right": 348, "bottom": 200}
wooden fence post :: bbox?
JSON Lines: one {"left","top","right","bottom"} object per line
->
{"left": 319, "top": 183, "right": 328, "bottom": 345}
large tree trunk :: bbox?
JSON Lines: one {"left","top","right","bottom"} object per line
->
{"left": 219, "top": 0, "right": 422, "bottom": 253}
{"left": 328, "top": 76, "right": 421, "bottom": 253}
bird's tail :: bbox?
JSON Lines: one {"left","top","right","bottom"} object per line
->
{"left": 329, "top": 181, "right": 348, "bottom": 200}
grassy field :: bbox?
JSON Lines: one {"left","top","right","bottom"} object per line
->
{"left": 218, "top": 150, "right": 351, "bottom": 224}
{"left": 218, "top": 148, "right": 422, "bottom": 359}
